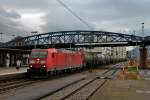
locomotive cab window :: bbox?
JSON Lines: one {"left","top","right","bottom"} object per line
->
{"left": 31, "top": 51, "right": 48, "bottom": 58}
{"left": 39, "top": 52, "right": 48, "bottom": 58}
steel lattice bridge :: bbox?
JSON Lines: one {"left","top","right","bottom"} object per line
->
{"left": 1, "top": 30, "right": 150, "bottom": 49}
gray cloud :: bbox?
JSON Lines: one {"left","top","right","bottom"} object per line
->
{"left": 40, "top": 0, "right": 150, "bottom": 35}
{"left": 0, "top": 15, "right": 30, "bottom": 42}
{"left": 41, "top": 9, "right": 95, "bottom": 32}
{"left": 0, "top": 7, "right": 30, "bottom": 42}
{"left": 0, "top": 0, "right": 150, "bottom": 42}
{"left": 0, "top": 7, "right": 21, "bottom": 19}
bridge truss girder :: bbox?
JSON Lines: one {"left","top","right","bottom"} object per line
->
{"left": 2, "top": 31, "right": 143, "bottom": 48}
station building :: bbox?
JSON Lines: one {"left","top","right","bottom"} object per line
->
{"left": 0, "top": 37, "right": 31, "bottom": 68}
{"left": 84, "top": 47, "right": 127, "bottom": 59}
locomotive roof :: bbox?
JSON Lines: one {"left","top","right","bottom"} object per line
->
{"left": 32, "top": 49, "right": 48, "bottom": 51}
{"left": 32, "top": 48, "right": 80, "bottom": 54}
{"left": 57, "top": 49, "right": 77, "bottom": 53}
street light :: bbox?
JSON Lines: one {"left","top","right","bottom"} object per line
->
{"left": 0, "top": 33, "right": 4, "bottom": 41}
{"left": 141, "top": 22, "right": 144, "bottom": 40}
{"left": 133, "top": 30, "right": 139, "bottom": 71}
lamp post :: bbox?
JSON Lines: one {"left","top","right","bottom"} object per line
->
{"left": 140, "top": 22, "right": 147, "bottom": 68}
{"left": 0, "top": 33, "right": 4, "bottom": 42}
{"left": 141, "top": 22, "right": 144, "bottom": 40}
{"left": 133, "top": 30, "right": 139, "bottom": 71}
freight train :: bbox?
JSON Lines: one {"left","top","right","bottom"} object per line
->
{"left": 27, "top": 48, "right": 126, "bottom": 78}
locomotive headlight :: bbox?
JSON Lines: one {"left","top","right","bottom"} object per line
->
{"left": 43, "top": 65, "right": 46, "bottom": 68}
{"left": 40, "top": 60, "right": 46, "bottom": 64}
{"left": 30, "top": 60, "right": 35, "bottom": 64}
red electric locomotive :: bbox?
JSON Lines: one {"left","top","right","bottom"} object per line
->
{"left": 27, "top": 48, "right": 83, "bottom": 78}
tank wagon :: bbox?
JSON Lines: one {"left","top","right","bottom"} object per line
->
{"left": 28, "top": 48, "right": 126, "bottom": 78}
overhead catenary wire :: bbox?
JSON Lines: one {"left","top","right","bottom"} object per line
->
{"left": 56, "top": 0, "right": 93, "bottom": 29}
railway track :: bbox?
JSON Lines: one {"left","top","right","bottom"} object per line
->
{"left": 0, "top": 68, "right": 94, "bottom": 94}
{"left": 0, "top": 70, "right": 86, "bottom": 94}
{"left": 0, "top": 62, "right": 125, "bottom": 98}
{"left": 0, "top": 68, "right": 87, "bottom": 94}
{"left": 0, "top": 78, "right": 42, "bottom": 94}
{"left": 39, "top": 62, "right": 125, "bottom": 100}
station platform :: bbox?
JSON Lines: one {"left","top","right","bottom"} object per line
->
{"left": 0, "top": 67, "right": 28, "bottom": 76}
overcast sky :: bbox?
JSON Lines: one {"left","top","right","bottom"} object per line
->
{"left": 0, "top": 0, "right": 150, "bottom": 42}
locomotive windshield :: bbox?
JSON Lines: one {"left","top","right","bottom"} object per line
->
{"left": 31, "top": 51, "right": 48, "bottom": 58}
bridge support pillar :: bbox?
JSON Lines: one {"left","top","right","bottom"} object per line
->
{"left": 14, "top": 54, "right": 17, "bottom": 66}
{"left": 10, "top": 54, "right": 13, "bottom": 67}
{"left": 5, "top": 53, "right": 10, "bottom": 68}
{"left": 10, "top": 54, "right": 16, "bottom": 66}
{"left": 2, "top": 52, "right": 6, "bottom": 67}
{"left": 0, "top": 52, "right": 7, "bottom": 67}
{"left": 139, "top": 46, "right": 147, "bottom": 69}
{"left": 0, "top": 51, "right": 4, "bottom": 67}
